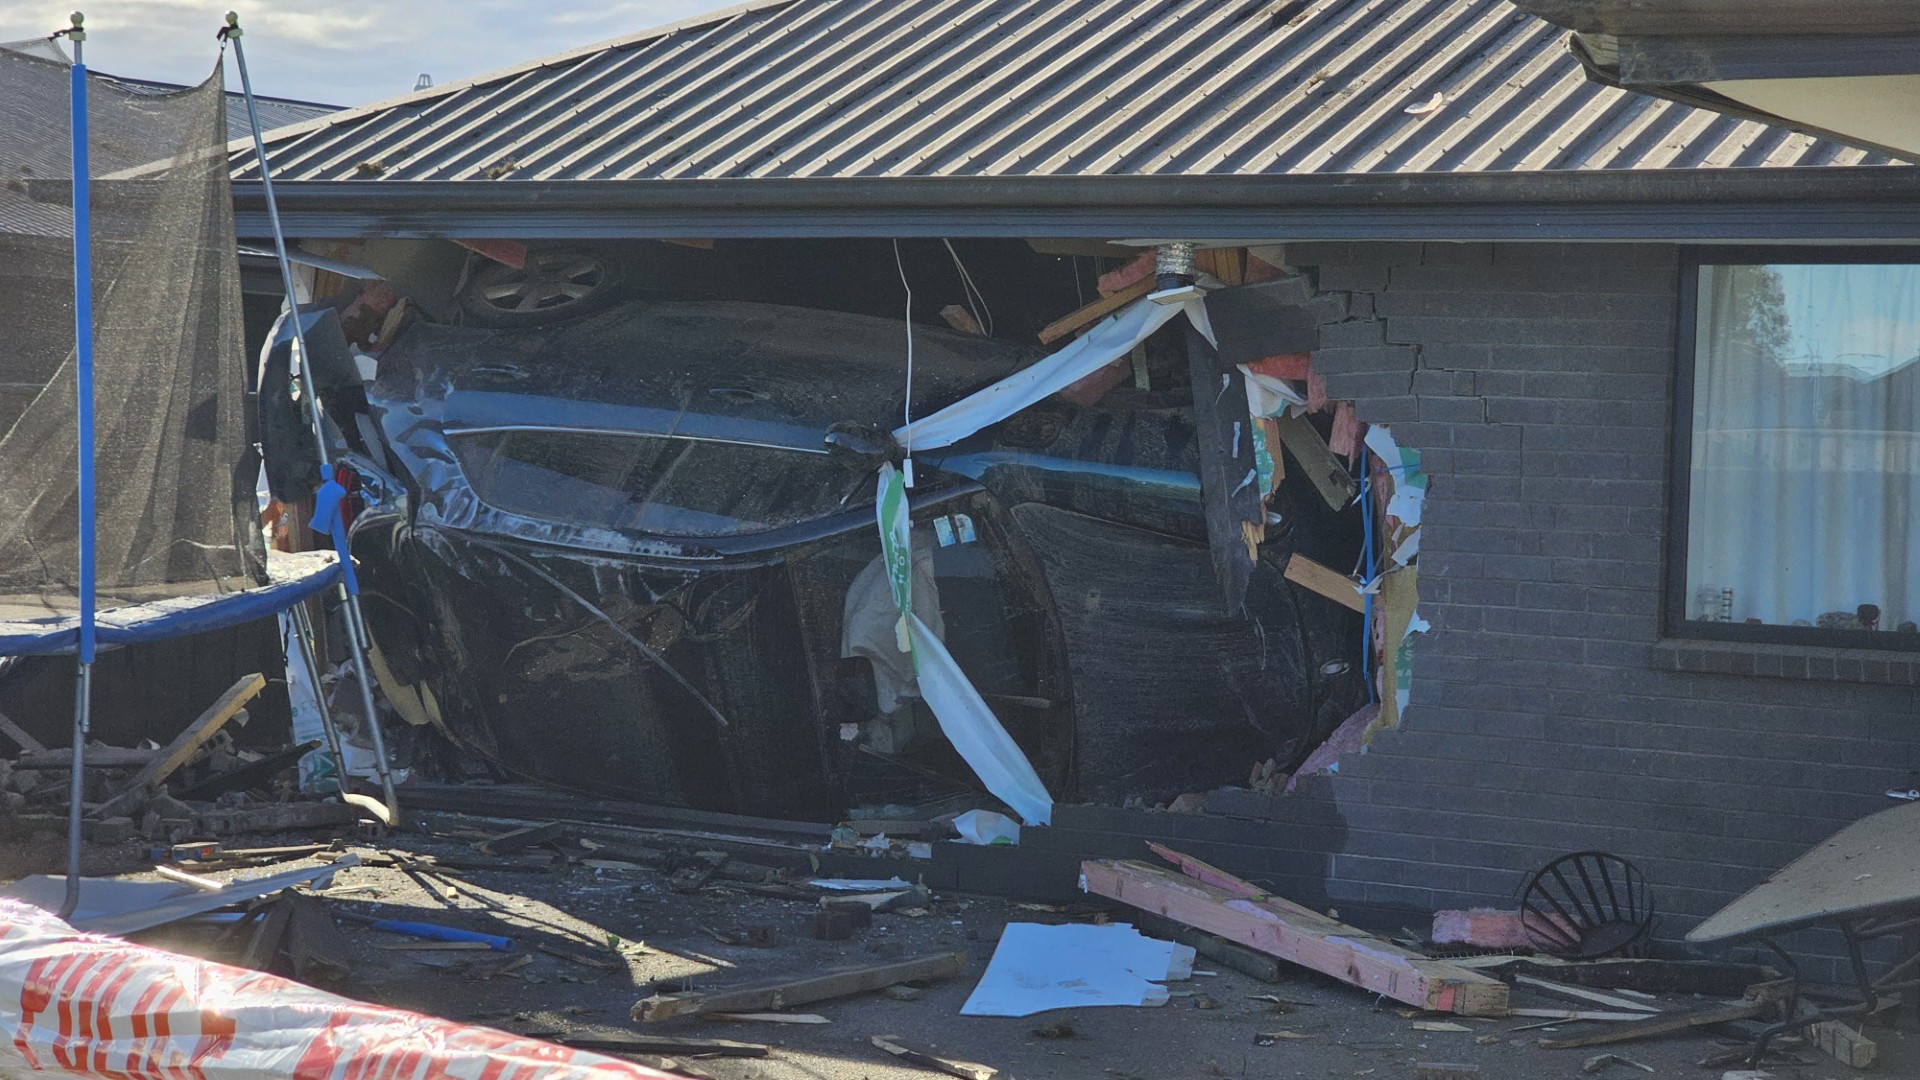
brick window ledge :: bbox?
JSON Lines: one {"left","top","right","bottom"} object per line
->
{"left": 1654, "top": 638, "right": 1920, "bottom": 686}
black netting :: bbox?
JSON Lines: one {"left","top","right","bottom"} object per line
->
{"left": 0, "top": 42, "right": 264, "bottom": 620}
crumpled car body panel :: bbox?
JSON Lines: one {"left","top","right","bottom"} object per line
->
{"left": 346, "top": 301, "right": 1365, "bottom": 816}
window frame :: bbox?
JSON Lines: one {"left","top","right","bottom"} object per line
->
{"left": 1666, "top": 245, "right": 1920, "bottom": 653}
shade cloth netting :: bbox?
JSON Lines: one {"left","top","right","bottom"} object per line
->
{"left": 0, "top": 40, "right": 271, "bottom": 635}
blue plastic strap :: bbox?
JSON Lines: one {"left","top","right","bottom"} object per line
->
{"left": 308, "top": 470, "right": 359, "bottom": 595}
{"left": 71, "top": 61, "right": 95, "bottom": 665}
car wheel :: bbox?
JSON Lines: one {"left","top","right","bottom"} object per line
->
{"left": 460, "top": 245, "right": 625, "bottom": 326}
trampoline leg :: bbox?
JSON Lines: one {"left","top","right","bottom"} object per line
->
{"left": 339, "top": 590, "right": 398, "bottom": 817}
{"left": 57, "top": 660, "right": 91, "bottom": 921}
{"left": 290, "top": 602, "right": 352, "bottom": 796}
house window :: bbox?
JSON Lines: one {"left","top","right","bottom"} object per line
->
{"left": 1672, "top": 253, "right": 1920, "bottom": 650}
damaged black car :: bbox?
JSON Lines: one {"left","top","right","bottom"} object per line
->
{"left": 317, "top": 299, "right": 1365, "bottom": 821}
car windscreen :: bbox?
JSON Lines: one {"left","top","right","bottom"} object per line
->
{"left": 450, "top": 429, "right": 875, "bottom": 538}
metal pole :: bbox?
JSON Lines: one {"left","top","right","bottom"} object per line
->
{"left": 288, "top": 602, "right": 352, "bottom": 793}
{"left": 224, "top": 13, "right": 398, "bottom": 817}
{"left": 59, "top": 11, "right": 92, "bottom": 922}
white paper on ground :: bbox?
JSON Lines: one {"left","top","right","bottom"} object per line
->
{"left": 961, "top": 922, "right": 1196, "bottom": 1017}
{"left": 951, "top": 809, "right": 1020, "bottom": 845}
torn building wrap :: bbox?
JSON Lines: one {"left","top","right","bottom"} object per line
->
{"left": 0, "top": 899, "right": 672, "bottom": 1080}
{"left": 872, "top": 289, "right": 1216, "bottom": 827}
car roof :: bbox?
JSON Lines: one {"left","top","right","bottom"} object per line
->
{"left": 379, "top": 299, "right": 1040, "bottom": 442}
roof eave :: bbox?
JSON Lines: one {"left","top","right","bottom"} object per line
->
{"left": 231, "top": 170, "right": 1920, "bottom": 243}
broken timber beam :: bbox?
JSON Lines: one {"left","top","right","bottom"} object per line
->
{"left": 1037, "top": 278, "right": 1154, "bottom": 345}
{"left": 1283, "top": 554, "right": 1366, "bottom": 613}
{"left": 632, "top": 951, "right": 967, "bottom": 1023}
{"left": 98, "top": 673, "right": 265, "bottom": 815}
{"left": 1081, "top": 858, "right": 1508, "bottom": 1017}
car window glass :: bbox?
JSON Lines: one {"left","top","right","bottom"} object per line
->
{"left": 452, "top": 430, "right": 874, "bottom": 537}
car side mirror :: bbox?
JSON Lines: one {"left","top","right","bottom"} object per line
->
{"left": 823, "top": 422, "right": 901, "bottom": 473}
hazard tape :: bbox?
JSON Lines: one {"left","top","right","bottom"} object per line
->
{"left": 0, "top": 899, "right": 675, "bottom": 1080}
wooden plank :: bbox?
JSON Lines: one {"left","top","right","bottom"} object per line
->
{"left": 871, "top": 1035, "right": 1000, "bottom": 1080}
{"left": 1146, "top": 843, "right": 1325, "bottom": 922}
{"left": 1082, "top": 859, "right": 1508, "bottom": 1017}
{"left": 474, "top": 820, "right": 566, "bottom": 856}
{"left": 632, "top": 952, "right": 968, "bottom": 1022}
{"left": 1509, "top": 1007, "right": 1651, "bottom": 1022}
{"left": 1037, "top": 277, "right": 1153, "bottom": 345}
{"left": 1534, "top": 1000, "right": 1763, "bottom": 1050}
{"left": 1270, "top": 410, "right": 1358, "bottom": 511}
{"left": 0, "top": 707, "right": 46, "bottom": 754}
{"left": 559, "top": 1034, "right": 768, "bottom": 1059}
{"left": 1284, "top": 554, "right": 1366, "bottom": 614}
{"left": 198, "top": 801, "right": 364, "bottom": 836}
{"left": 1514, "top": 975, "right": 1660, "bottom": 1014}
{"left": 99, "top": 674, "right": 264, "bottom": 814}
{"left": 939, "top": 305, "right": 984, "bottom": 336}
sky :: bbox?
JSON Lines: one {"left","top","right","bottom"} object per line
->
{"left": 0, "top": 1, "right": 728, "bottom": 105}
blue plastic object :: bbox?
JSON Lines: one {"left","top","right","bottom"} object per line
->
{"left": 365, "top": 920, "right": 514, "bottom": 952}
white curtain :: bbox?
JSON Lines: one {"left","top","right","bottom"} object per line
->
{"left": 1687, "top": 264, "right": 1920, "bottom": 630}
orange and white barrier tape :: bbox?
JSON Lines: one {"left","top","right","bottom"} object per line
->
{"left": 0, "top": 899, "right": 676, "bottom": 1080}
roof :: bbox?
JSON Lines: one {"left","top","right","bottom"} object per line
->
{"left": 232, "top": 0, "right": 1893, "bottom": 185}
{"left": 108, "top": 76, "right": 339, "bottom": 140}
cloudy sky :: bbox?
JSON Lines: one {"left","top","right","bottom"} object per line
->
{"left": 0, "top": 1, "right": 727, "bottom": 105}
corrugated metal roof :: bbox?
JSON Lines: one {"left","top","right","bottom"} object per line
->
{"left": 233, "top": 0, "right": 1896, "bottom": 186}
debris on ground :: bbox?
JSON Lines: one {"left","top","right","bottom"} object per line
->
{"left": 960, "top": 922, "right": 1194, "bottom": 1016}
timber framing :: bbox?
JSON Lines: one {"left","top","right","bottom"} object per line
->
{"left": 1081, "top": 855, "right": 1510, "bottom": 1017}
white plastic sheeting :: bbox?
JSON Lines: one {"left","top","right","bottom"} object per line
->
{"left": 894, "top": 291, "right": 1212, "bottom": 452}
{"left": 870, "top": 290, "right": 1215, "bottom": 828}
{"left": 0, "top": 899, "right": 671, "bottom": 1080}
{"left": 960, "top": 922, "right": 1196, "bottom": 1017}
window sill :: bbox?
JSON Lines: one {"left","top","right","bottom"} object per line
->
{"left": 1653, "top": 638, "right": 1920, "bottom": 687}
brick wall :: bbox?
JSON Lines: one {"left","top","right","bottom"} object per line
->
{"left": 1270, "top": 241, "right": 1920, "bottom": 970}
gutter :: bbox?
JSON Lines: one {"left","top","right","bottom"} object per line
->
{"left": 231, "top": 170, "right": 1920, "bottom": 243}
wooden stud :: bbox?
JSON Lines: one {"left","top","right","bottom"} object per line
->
{"left": 98, "top": 673, "right": 265, "bottom": 815}
{"left": 1284, "top": 554, "right": 1366, "bottom": 614}
{"left": 633, "top": 952, "right": 968, "bottom": 1022}
{"left": 1037, "top": 278, "right": 1154, "bottom": 344}
{"left": 1082, "top": 858, "right": 1508, "bottom": 1017}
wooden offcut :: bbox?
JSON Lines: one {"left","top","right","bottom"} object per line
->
{"left": 98, "top": 673, "right": 265, "bottom": 815}
{"left": 1082, "top": 856, "right": 1508, "bottom": 1017}
{"left": 1037, "top": 277, "right": 1154, "bottom": 344}
{"left": 632, "top": 951, "right": 968, "bottom": 1022}
{"left": 870, "top": 1035, "right": 1001, "bottom": 1080}
{"left": 1283, "top": 554, "right": 1366, "bottom": 614}
{"left": 1535, "top": 1000, "right": 1764, "bottom": 1050}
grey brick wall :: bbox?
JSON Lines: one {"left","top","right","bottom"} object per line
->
{"left": 1280, "top": 241, "right": 1920, "bottom": 971}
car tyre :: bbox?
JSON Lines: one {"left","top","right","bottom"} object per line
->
{"left": 459, "top": 244, "right": 625, "bottom": 326}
